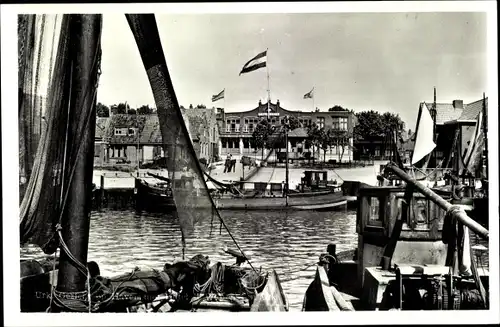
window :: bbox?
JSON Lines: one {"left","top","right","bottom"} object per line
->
{"left": 221, "top": 139, "right": 227, "bottom": 148}
{"left": 436, "top": 151, "right": 444, "bottom": 159}
{"left": 368, "top": 197, "right": 383, "bottom": 227}
{"left": 128, "top": 128, "right": 136, "bottom": 136}
{"left": 374, "top": 148, "right": 380, "bottom": 156}
{"left": 317, "top": 117, "right": 325, "bottom": 129}
{"left": 243, "top": 139, "right": 250, "bottom": 148}
{"left": 341, "top": 117, "right": 348, "bottom": 131}
{"left": 332, "top": 117, "right": 348, "bottom": 130}
{"left": 114, "top": 128, "right": 127, "bottom": 136}
{"left": 332, "top": 117, "right": 340, "bottom": 130}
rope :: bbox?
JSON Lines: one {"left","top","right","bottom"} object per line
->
{"left": 193, "top": 263, "right": 225, "bottom": 296}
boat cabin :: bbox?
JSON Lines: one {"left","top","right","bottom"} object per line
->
{"left": 300, "top": 170, "right": 339, "bottom": 191}
{"left": 323, "top": 185, "right": 489, "bottom": 310}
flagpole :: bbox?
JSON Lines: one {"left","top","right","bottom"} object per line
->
{"left": 312, "top": 86, "right": 315, "bottom": 112}
{"left": 266, "top": 48, "right": 270, "bottom": 118}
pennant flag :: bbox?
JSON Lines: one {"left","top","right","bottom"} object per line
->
{"left": 239, "top": 50, "right": 267, "bottom": 75}
{"left": 212, "top": 89, "right": 224, "bottom": 102}
{"left": 304, "top": 88, "right": 314, "bottom": 99}
{"left": 462, "top": 111, "right": 485, "bottom": 174}
{"left": 411, "top": 103, "right": 436, "bottom": 165}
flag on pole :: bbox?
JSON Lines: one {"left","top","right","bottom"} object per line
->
{"left": 212, "top": 89, "right": 225, "bottom": 102}
{"left": 303, "top": 88, "right": 314, "bottom": 99}
{"left": 239, "top": 50, "right": 267, "bottom": 75}
{"left": 411, "top": 102, "right": 436, "bottom": 165}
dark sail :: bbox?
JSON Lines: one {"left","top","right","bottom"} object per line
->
{"left": 19, "top": 14, "right": 102, "bottom": 255}
{"left": 126, "top": 14, "right": 219, "bottom": 250}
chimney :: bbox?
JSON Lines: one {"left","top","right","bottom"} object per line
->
{"left": 258, "top": 99, "right": 262, "bottom": 106}
{"left": 452, "top": 100, "right": 463, "bottom": 110}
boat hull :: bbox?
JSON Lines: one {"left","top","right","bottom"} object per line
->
{"left": 215, "top": 191, "right": 356, "bottom": 211}
{"left": 250, "top": 270, "right": 289, "bottom": 311}
{"left": 134, "top": 178, "right": 176, "bottom": 213}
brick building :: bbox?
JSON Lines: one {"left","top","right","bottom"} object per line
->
{"left": 216, "top": 99, "right": 356, "bottom": 162}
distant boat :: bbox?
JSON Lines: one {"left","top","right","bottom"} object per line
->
{"left": 134, "top": 174, "right": 176, "bottom": 213}
{"left": 209, "top": 169, "right": 358, "bottom": 211}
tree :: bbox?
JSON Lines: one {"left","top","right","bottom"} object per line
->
{"left": 353, "top": 110, "right": 385, "bottom": 141}
{"left": 111, "top": 103, "right": 127, "bottom": 115}
{"left": 353, "top": 110, "right": 405, "bottom": 158}
{"left": 329, "top": 129, "right": 352, "bottom": 162}
{"left": 328, "top": 105, "right": 349, "bottom": 112}
{"left": 306, "top": 122, "right": 323, "bottom": 163}
{"left": 137, "top": 104, "right": 154, "bottom": 115}
{"left": 96, "top": 102, "right": 110, "bottom": 117}
{"left": 318, "top": 128, "right": 330, "bottom": 163}
{"left": 251, "top": 119, "right": 274, "bottom": 159}
{"left": 288, "top": 116, "right": 301, "bottom": 130}
{"left": 127, "top": 108, "right": 137, "bottom": 115}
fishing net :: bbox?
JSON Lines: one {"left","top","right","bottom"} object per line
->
{"left": 126, "top": 15, "right": 228, "bottom": 256}
{"left": 19, "top": 14, "right": 102, "bottom": 254}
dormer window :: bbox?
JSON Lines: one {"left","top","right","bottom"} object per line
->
{"left": 114, "top": 128, "right": 128, "bottom": 136}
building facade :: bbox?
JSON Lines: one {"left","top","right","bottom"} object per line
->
{"left": 94, "top": 109, "right": 220, "bottom": 167}
{"left": 181, "top": 106, "right": 220, "bottom": 162}
{"left": 409, "top": 97, "right": 488, "bottom": 170}
{"left": 216, "top": 99, "right": 356, "bottom": 162}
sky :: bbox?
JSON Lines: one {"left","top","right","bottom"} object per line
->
{"left": 97, "top": 12, "right": 487, "bottom": 130}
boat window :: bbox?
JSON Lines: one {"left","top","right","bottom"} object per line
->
{"left": 411, "top": 198, "right": 429, "bottom": 227}
{"left": 368, "top": 197, "right": 383, "bottom": 226}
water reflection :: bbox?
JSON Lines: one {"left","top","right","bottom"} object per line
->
{"left": 21, "top": 208, "right": 358, "bottom": 311}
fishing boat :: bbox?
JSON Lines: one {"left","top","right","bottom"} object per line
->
{"left": 378, "top": 90, "right": 489, "bottom": 228}
{"left": 303, "top": 162, "right": 489, "bottom": 311}
{"left": 208, "top": 168, "right": 357, "bottom": 211}
{"left": 134, "top": 172, "right": 176, "bottom": 212}
{"left": 19, "top": 13, "right": 288, "bottom": 313}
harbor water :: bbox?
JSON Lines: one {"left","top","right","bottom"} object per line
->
{"left": 21, "top": 208, "right": 358, "bottom": 312}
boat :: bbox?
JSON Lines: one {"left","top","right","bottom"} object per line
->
{"left": 19, "top": 13, "right": 287, "bottom": 313}
{"left": 378, "top": 91, "right": 489, "bottom": 228}
{"left": 303, "top": 162, "right": 489, "bottom": 311}
{"left": 134, "top": 172, "right": 176, "bottom": 212}
{"left": 209, "top": 169, "right": 358, "bottom": 211}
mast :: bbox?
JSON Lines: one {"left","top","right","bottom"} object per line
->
{"left": 266, "top": 48, "right": 270, "bottom": 120}
{"left": 312, "top": 86, "right": 315, "bottom": 112}
{"left": 432, "top": 86, "right": 437, "bottom": 168}
{"left": 56, "top": 14, "right": 101, "bottom": 298}
{"left": 137, "top": 108, "right": 140, "bottom": 172}
{"left": 481, "top": 92, "right": 488, "bottom": 185}
{"left": 284, "top": 116, "right": 289, "bottom": 206}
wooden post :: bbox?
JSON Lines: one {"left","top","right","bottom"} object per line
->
{"left": 56, "top": 14, "right": 101, "bottom": 297}
{"left": 385, "top": 163, "right": 489, "bottom": 240}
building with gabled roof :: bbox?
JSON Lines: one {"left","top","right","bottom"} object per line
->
{"left": 411, "top": 95, "right": 488, "bottom": 170}
{"left": 93, "top": 108, "right": 219, "bottom": 167}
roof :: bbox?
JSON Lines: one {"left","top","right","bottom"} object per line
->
{"left": 421, "top": 102, "right": 463, "bottom": 125}
{"left": 287, "top": 127, "right": 308, "bottom": 138}
{"left": 458, "top": 97, "right": 488, "bottom": 121}
{"left": 102, "top": 114, "right": 163, "bottom": 144}
{"left": 95, "top": 117, "right": 110, "bottom": 140}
